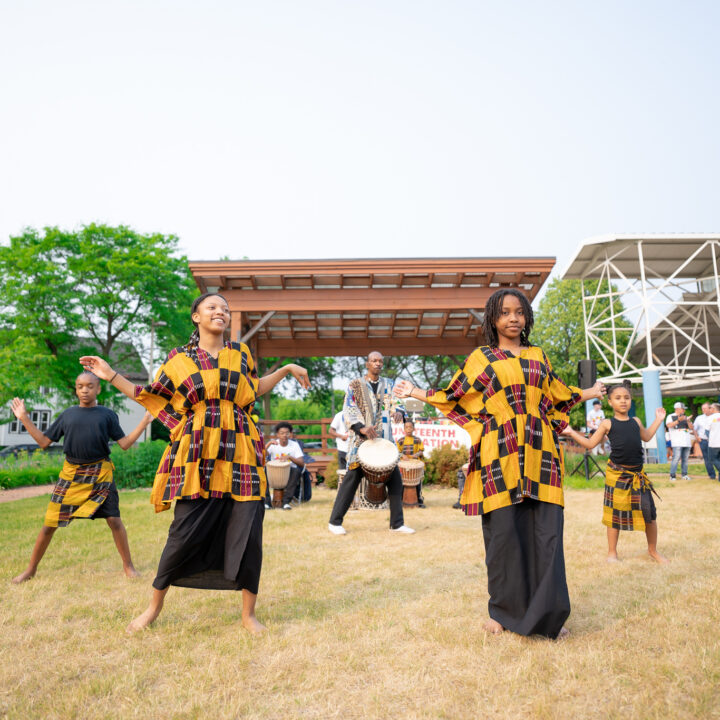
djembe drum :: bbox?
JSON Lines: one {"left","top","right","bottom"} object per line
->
{"left": 266, "top": 459, "right": 291, "bottom": 508}
{"left": 398, "top": 458, "right": 425, "bottom": 506}
{"left": 357, "top": 438, "right": 400, "bottom": 505}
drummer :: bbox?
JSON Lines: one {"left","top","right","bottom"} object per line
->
{"left": 266, "top": 422, "right": 305, "bottom": 510}
{"left": 328, "top": 351, "right": 415, "bottom": 535}
{"left": 396, "top": 420, "right": 426, "bottom": 508}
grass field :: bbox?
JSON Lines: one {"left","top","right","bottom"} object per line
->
{"left": 2, "top": 480, "right": 720, "bottom": 720}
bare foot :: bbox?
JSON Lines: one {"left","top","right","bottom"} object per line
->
{"left": 482, "top": 618, "right": 504, "bottom": 635}
{"left": 11, "top": 569, "right": 36, "bottom": 584}
{"left": 241, "top": 615, "right": 267, "bottom": 635}
{"left": 126, "top": 604, "right": 163, "bottom": 633}
{"left": 124, "top": 566, "right": 141, "bottom": 578}
{"left": 606, "top": 554, "right": 620, "bottom": 563}
{"left": 556, "top": 626, "right": 570, "bottom": 640}
{"left": 648, "top": 549, "right": 669, "bottom": 564}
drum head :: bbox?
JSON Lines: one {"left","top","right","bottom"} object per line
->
{"left": 357, "top": 438, "right": 399, "bottom": 471}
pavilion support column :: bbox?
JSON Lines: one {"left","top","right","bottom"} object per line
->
{"left": 642, "top": 367, "right": 664, "bottom": 464}
{"left": 230, "top": 311, "right": 243, "bottom": 343}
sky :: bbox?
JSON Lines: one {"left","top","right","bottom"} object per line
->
{"left": 1, "top": 0, "right": 719, "bottom": 277}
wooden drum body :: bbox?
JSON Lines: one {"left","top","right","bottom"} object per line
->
{"left": 357, "top": 438, "right": 400, "bottom": 506}
{"left": 267, "top": 459, "right": 291, "bottom": 508}
{"left": 399, "top": 458, "right": 424, "bottom": 507}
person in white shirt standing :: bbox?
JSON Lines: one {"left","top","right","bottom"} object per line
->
{"left": 692, "top": 402, "right": 717, "bottom": 480}
{"left": 266, "top": 422, "right": 305, "bottom": 510}
{"left": 586, "top": 400, "right": 606, "bottom": 455}
{"left": 666, "top": 402, "right": 695, "bottom": 481}
{"left": 707, "top": 403, "right": 720, "bottom": 482}
{"left": 328, "top": 410, "right": 349, "bottom": 470}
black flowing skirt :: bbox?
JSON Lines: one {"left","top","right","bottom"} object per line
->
{"left": 153, "top": 497, "right": 264, "bottom": 593}
{"left": 482, "top": 499, "right": 570, "bottom": 639}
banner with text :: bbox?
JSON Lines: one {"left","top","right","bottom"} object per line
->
{"left": 391, "top": 422, "right": 471, "bottom": 457}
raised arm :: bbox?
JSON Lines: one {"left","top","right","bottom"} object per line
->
{"left": 116, "top": 411, "right": 154, "bottom": 450}
{"left": 257, "top": 363, "right": 311, "bottom": 396}
{"left": 10, "top": 399, "right": 51, "bottom": 449}
{"left": 579, "top": 382, "right": 606, "bottom": 403}
{"left": 562, "top": 419, "right": 611, "bottom": 450}
{"left": 638, "top": 407, "right": 667, "bottom": 442}
{"left": 79, "top": 356, "right": 137, "bottom": 400}
{"left": 394, "top": 380, "right": 427, "bottom": 403}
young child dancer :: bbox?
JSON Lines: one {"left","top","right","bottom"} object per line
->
{"left": 563, "top": 380, "right": 668, "bottom": 563}
{"left": 394, "top": 288, "right": 605, "bottom": 639}
{"left": 80, "top": 293, "right": 310, "bottom": 634}
{"left": 10, "top": 372, "right": 152, "bottom": 583}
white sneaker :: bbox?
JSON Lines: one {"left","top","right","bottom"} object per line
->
{"left": 328, "top": 523, "right": 346, "bottom": 535}
{"left": 682, "top": 475, "right": 691, "bottom": 481}
{"left": 282, "top": 503, "right": 292, "bottom": 510}
{"left": 390, "top": 525, "right": 415, "bottom": 534}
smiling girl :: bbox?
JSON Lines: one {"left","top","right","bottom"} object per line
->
{"left": 80, "top": 293, "right": 310, "bottom": 633}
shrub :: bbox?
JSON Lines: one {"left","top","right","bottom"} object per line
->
{"left": 425, "top": 444, "right": 469, "bottom": 486}
{"left": 0, "top": 466, "right": 63, "bottom": 489}
{"left": 111, "top": 440, "right": 168, "bottom": 489}
{"left": 323, "top": 455, "right": 340, "bottom": 488}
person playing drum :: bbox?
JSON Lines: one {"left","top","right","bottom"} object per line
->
{"left": 328, "top": 351, "right": 414, "bottom": 535}
{"left": 396, "top": 420, "right": 426, "bottom": 508}
{"left": 265, "top": 421, "right": 305, "bottom": 510}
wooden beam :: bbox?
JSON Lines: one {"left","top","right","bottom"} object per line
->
{"left": 255, "top": 337, "right": 478, "bottom": 358}
{"left": 220, "top": 287, "right": 497, "bottom": 313}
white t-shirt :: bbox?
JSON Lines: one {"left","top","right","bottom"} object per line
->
{"left": 586, "top": 407, "right": 605, "bottom": 431}
{"left": 693, "top": 413, "right": 712, "bottom": 441}
{"left": 267, "top": 439, "right": 303, "bottom": 462}
{"left": 330, "top": 410, "right": 349, "bottom": 453}
{"left": 666, "top": 413, "right": 694, "bottom": 448}
{"left": 707, "top": 413, "right": 720, "bottom": 448}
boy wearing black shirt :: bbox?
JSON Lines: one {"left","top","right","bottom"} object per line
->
{"left": 10, "top": 372, "right": 152, "bottom": 583}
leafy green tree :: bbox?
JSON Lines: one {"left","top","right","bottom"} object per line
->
{"left": 0, "top": 224, "right": 196, "bottom": 410}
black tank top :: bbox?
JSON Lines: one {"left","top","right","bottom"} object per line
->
{"left": 607, "top": 417, "right": 643, "bottom": 469}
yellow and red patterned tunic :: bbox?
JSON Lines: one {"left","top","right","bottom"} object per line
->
{"left": 426, "top": 345, "right": 581, "bottom": 515}
{"left": 134, "top": 341, "right": 266, "bottom": 513}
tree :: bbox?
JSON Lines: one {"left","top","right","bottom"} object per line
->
{"left": 0, "top": 224, "right": 196, "bottom": 409}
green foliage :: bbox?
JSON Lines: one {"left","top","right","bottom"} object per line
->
{"left": 0, "top": 224, "right": 196, "bottom": 409}
{"left": 0, "top": 449, "right": 63, "bottom": 489}
{"left": 110, "top": 440, "right": 167, "bottom": 489}
{"left": 324, "top": 455, "right": 340, "bottom": 488}
{"left": 425, "top": 443, "right": 468, "bottom": 486}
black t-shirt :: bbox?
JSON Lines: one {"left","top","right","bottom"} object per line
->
{"left": 607, "top": 417, "right": 644, "bottom": 469}
{"left": 45, "top": 405, "right": 125, "bottom": 464}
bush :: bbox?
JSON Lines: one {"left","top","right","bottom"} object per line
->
{"left": 111, "top": 440, "right": 168, "bottom": 489}
{"left": 425, "top": 444, "right": 469, "bottom": 486}
{"left": 0, "top": 466, "right": 63, "bottom": 489}
{"left": 323, "top": 455, "right": 340, "bottom": 488}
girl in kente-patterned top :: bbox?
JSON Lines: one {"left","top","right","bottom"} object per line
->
{"left": 563, "top": 380, "right": 668, "bottom": 564}
{"left": 395, "top": 288, "right": 605, "bottom": 640}
{"left": 81, "top": 293, "right": 310, "bottom": 634}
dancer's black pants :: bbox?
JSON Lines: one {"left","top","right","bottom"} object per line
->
{"left": 329, "top": 466, "right": 404, "bottom": 529}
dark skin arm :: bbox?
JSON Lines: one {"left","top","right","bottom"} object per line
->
{"left": 10, "top": 399, "right": 51, "bottom": 448}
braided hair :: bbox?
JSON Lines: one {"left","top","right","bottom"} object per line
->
{"left": 184, "top": 292, "right": 230, "bottom": 352}
{"left": 606, "top": 379, "right": 632, "bottom": 397}
{"left": 482, "top": 288, "right": 534, "bottom": 348}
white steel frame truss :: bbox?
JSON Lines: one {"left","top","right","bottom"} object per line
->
{"left": 580, "top": 238, "right": 720, "bottom": 392}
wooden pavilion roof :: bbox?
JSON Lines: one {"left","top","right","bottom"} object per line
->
{"left": 189, "top": 257, "right": 554, "bottom": 358}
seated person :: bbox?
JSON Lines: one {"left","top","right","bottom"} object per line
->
{"left": 265, "top": 422, "right": 305, "bottom": 510}
{"left": 291, "top": 430, "right": 314, "bottom": 502}
{"left": 396, "top": 420, "right": 426, "bottom": 508}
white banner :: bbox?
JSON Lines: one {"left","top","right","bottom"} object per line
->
{"left": 391, "top": 421, "right": 471, "bottom": 457}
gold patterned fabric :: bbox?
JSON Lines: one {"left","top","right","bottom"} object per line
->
{"left": 44, "top": 460, "right": 114, "bottom": 527}
{"left": 603, "top": 461, "right": 655, "bottom": 531}
{"left": 397, "top": 435, "right": 425, "bottom": 458}
{"left": 426, "top": 345, "right": 581, "bottom": 515}
{"left": 134, "top": 341, "right": 266, "bottom": 513}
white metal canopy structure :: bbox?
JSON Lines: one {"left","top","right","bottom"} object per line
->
{"left": 562, "top": 234, "right": 720, "bottom": 396}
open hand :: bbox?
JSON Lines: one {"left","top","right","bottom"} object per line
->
{"left": 592, "top": 381, "right": 606, "bottom": 399}
{"left": 394, "top": 380, "right": 414, "bottom": 399}
{"left": 287, "top": 364, "right": 311, "bottom": 390}
{"left": 79, "top": 356, "right": 115, "bottom": 381}
{"left": 655, "top": 407, "right": 667, "bottom": 420}
{"left": 10, "top": 398, "right": 27, "bottom": 420}
{"left": 360, "top": 425, "right": 378, "bottom": 439}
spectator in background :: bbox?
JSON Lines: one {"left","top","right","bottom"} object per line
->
{"left": 586, "top": 400, "right": 606, "bottom": 455}
{"left": 396, "top": 420, "right": 426, "bottom": 508}
{"left": 666, "top": 402, "right": 695, "bottom": 481}
{"left": 291, "top": 429, "right": 314, "bottom": 502}
{"left": 707, "top": 403, "right": 720, "bottom": 481}
{"left": 692, "top": 403, "right": 716, "bottom": 480}
{"left": 328, "top": 409, "right": 349, "bottom": 470}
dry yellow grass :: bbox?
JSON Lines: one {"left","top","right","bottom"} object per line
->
{"left": 1, "top": 480, "right": 719, "bottom": 720}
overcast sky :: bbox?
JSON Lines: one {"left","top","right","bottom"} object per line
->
{"left": 1, "top": 0, "right": 718, "bottom": 276}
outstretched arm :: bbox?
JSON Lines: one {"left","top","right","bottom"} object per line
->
{"left": 638, "top": 407, "right": 667, "bottom": 442}
{"left": 257, "top": 363, "right": 311, "bottom": 396}
{"left": 394, "top": 380, "right": 427, "bottom": 403}
{"left": 10, "top": 399, "right": 51, "bottom": 449}
{"left": 116, "top": 412, "right": 154, "bottom": 450}
{"left": 579, "top": 381, "right": 607, "bottom": 403}
{"left": 562, "top": 419, "right": 610, "bottom": 449}
{"left": 79, "top": 356, "right": 137, "bottom": 400}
